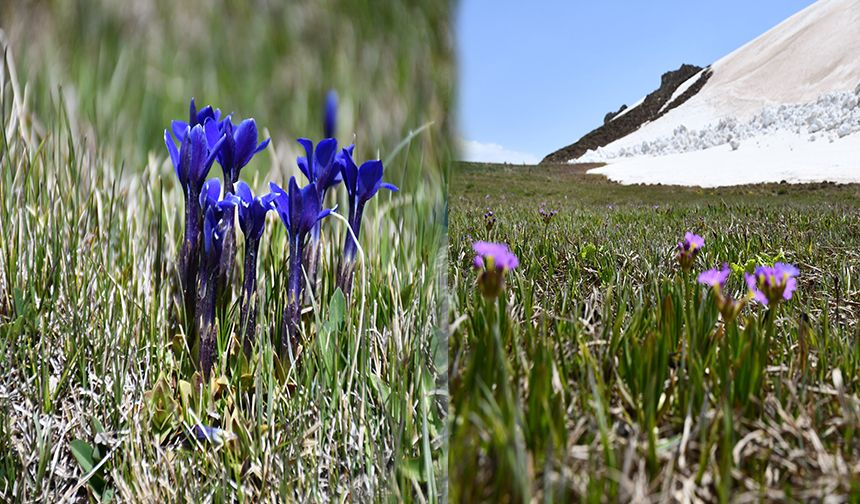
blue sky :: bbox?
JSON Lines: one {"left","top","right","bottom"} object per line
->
{"left": 457, "top": 0, "right": 817, "bottom": 164}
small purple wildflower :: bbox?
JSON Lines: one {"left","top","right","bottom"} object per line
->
{"left": 204, "top": 117, "right": 270, "bottom": 187}
{"left": 677, "top": 232, "right": 705, "bottom": 272}
{"left": 697, "top": 264, "right": 730, "bottom": 288}
{"left": 191, "top": 423, "right": 236, "bottom": 445}
{"left": 698, "top": 263, "right": 744, "bottom": 321}
{"left": 472, "top": 241, "right": 518, "bottom": 298}
{"left": 165, "top": 119, "right": 226, "bottom": 332}
{"left": 484, "top": 209, "right": 496, "bottom": 232}
{"left": 297, "top": 138, "right": 353, "bottom": 296}
{"left": 538, "top": 207, "right": 558, "bottom": 226}
{"left": 745, "top": 262, "right": 799, "bottom": 306}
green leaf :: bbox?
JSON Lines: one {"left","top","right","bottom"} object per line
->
{"left": 70, "top": 439, "right": 95, "bottom": 474}
{"left": 328, "top": 289, "right": 346, "bottom": 329}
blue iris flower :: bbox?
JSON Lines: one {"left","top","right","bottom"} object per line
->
{"left": 337, "top": 149, "right": 398, "bottom": 293}
{"left": 297, "top": 138, "right": 345, "bottom": 198}
{"left": 339, "top": 150, "right": 398, "bottom": 258}
{"left": 196, "top": 178, "right": 232, "bottom": 377}
{"left": 205, "top": 117, "right": 270, "bottom": 188}
{"left": 222, "top": 182, "right": 275, "bottom": 356}
{"left": 269, "top": 176, "right": 333, "bottom": 358}
{"left": 171, "top": 98, "right": 223, "bottom": 142}
{"left": 164, "top": 122, "right": 225, "bottom": 329}
{"left": 165, "top": 123, "right": 225, "bottom": 197}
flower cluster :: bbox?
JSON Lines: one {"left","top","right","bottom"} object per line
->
{"left": 538, "top": 207, "right": 558, "bottom": 226}
{"left": 484, "top": 209, "right": 496, "bottom": 232}
{"left": 166, "top": 96, "right": 397, "bottom": 376}
{"left": 685, "top": 233, "right": 799, "bottom": 321}
{"left": 472, "top": 241, "right": 519, "bottom": 299}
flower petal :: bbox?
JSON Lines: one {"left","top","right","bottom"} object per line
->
{"left": 339, "top": 148, "right": 359, "bottom": 195}
{"left": 164, "top": 129, "right": 181, "bottom": 181}
{"left": 234, "top": 119, "right": 259, "bottom": 168}
{"left": 199, "top": 178, "right": 221, "bottom": 210}
{"left": 357, "top": 160, "right": 384, "bottom": 202}
{"left": 172, "top": 120, "right": 189, "bottom": 141}
{"left": 297, "top": 138, "right": 315, "bottom": 182}
{"left": 234, "top": 180, "right": 254, "bottom": 205}
{"left": 254, "top": 138, "right": 270, "bottom": 155}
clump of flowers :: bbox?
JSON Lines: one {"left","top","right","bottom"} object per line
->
{"left": 745, "top": 263, "right": 799, "bottom": 306}
{"left": 484, "top": 209, "right": 496, "bottom": 232}
{"left": 538, "top": 206, "right": 558, "bottom": 226}
{"left": 164, "top": 95, "right": 399, "bottom": 377}
{"left": 677, "top": 232, "right": 705, "bottom": 272}
{"left": 472, "top": 241, "right": 519, "bottom": 299}
{"left": 698, "top": 263, "right": 745, "bottom": 322}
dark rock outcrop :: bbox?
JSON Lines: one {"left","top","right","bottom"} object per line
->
{"left": 603, "top": 104, "right": 628, "bottom": 125}
{"left": 542, "top": 64, "right": 712, "bottom": 164}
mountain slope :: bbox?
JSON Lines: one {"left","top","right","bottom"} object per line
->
{"left": 546, "top": 0, "right": 860, "bottom": 186}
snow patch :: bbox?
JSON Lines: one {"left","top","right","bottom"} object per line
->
{"left": 579, "top": 89, "right": 860, "bottom": 162}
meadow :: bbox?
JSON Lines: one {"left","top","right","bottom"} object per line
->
{"left": 449, "top": 161, "right": 860, "bottom": 502}
{"left": 0, "top": 1, "right": 450, "bottom": 501}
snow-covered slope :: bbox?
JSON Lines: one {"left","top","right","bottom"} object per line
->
{"left": 581, "top": 0, "right": 860, "bottom": 186}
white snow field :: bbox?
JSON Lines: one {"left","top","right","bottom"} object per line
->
{"left": 582, "top": 0, "right": 860, "bottom": 187}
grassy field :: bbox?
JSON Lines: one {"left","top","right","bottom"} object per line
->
{"left": 0, "top": 1, "right": 449, "bottom": 501}
{"left": 449, "top": 161, "right": 860, "bottom": 502}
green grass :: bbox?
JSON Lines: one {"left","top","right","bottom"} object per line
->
{"left": 450, "top": 162, "right": 860, "bottom": 502}
{"left": 0, "top": 1, "right": 449, "bottom": 501}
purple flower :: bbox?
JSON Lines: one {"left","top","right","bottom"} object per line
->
{"left": 745, "top": 262, "right": 798, "bottom": 306}
{"left": 699, "top": 263, "right": 744, "bottom": 321}
{"left": 164, "top": 119, "right": 225, "bottom": 332}
{"left": 473, "top": 241, "right": 519, "bottom": 271}
{"left": 171, "top": 98, "right": 223, "bottom": 142}
{"left": 204, "top": 117, "right": 269, "bottom": 186}
{"left": 677, "top": 232, "right": 704, "bottom": 272}
{"left": 472, "top": 241, "right": 518, "bottom": 299}
{"left": 191, "top": 423, "right": 236, "bottom": 445}
{"left": 324, "top": 90, "right": 337, "bottom": 139}
{"left": 539, "top": 207, "right": 558, "bottom": 226}
{"left": 197, "top": 178, "right": 232, "bottom": 377}
{"left": 697, "top": 264, "right": 731, "bottom": 288}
